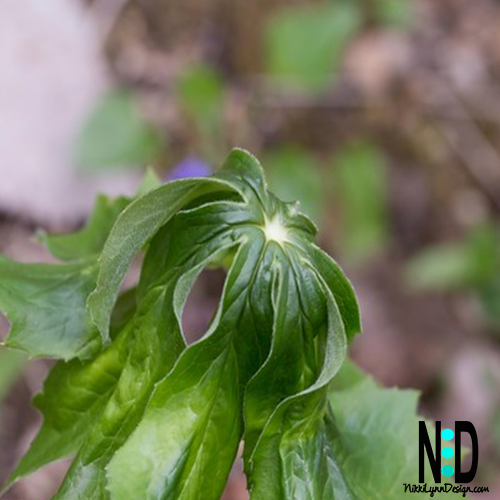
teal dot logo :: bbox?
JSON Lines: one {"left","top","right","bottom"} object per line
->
{"left": 441, "top": 429, "right": 455, "bottom": 478}
{"left": 442, "top": 428, "right": 454, "bottom": 440}
{"left": 442, "top": 465, "right": 455, "bottom": 477}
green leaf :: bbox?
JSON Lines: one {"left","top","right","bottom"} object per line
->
{"left": 0, "top": 257, "right": 100, "bottom": 360}
{"left": 407, "top": 244, "right": 477, "bottom": 290}
{"left": 5, "top": 331, "right": 127, "bottom": 489}
{"left": 75, "top": 89, "right": 162, "bottom": 171}
{"left": 328, "top": 362, "right": 471, "bottom": 499}
{"left": 479, "top": 278, "right": 500, "bottom": 327}
{"left": 136, "top": 167, "right": 162, "bottom": 196}
{"left": 334, "top": 141, "right": 389, "bottom": 263}
{"left": 40, "top": 195, "right": 130, "bottom": 262}
{"left": 51, "top": 286, "right": 181, "bottom": 500}
{"left": 265, "top": 2, "right": 361, "bottom": 91}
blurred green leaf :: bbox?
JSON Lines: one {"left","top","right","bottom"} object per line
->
{"left": 407, "top": 223, "right": 500, "bottom": 329}
{"left": 176, "top": 64, "right": 224, "bottom": 134}
{"left": 75, "top": 90, "right": 162, "bottom": 172}
{"left": 334, "top": 141, "right": 389, "bottom": 263}
{"left": 407, "top": 244, "right": 476, "bottom": 290}
{"left": 0, "top": 349, "right": 25, "bottom": 403}
{"left": 265, "top": 1, "right": 361, "bottom": 91}
{"left": 479, "top": 279, "right": 500, "bottom": 328}
{"left": 407, "top": 224, "right": 499, "bottom": 291}
{"left": 264, "top": 147, "right": 324, "bottom": 221}
{"left": 374, "top": 0, "right": 413, "bottom": 28}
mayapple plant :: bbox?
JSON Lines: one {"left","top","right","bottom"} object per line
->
{"left": 0, "top": 150, "right": 460, "bottom": 499}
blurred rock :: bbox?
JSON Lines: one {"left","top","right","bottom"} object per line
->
{"left": 0, "top": 0, "right": 138, "bottom": 228}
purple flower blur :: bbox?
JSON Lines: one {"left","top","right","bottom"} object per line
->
{"left": 168, "top": 156, "right": 212, "bottom": 180}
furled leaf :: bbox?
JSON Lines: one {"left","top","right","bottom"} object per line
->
{"left": 51, "top": 286, "right": 180, "bottom": 500}
{"left": 51, "top": 197, "right": 253, "bottom": 499}
{"left": 87, "top": 177, "right": 237, "bottom": 341}
{"left": 107, "top": 239, "right": 275, "bottom": 500}
{"left": 301, "top": 243, "right": 361, "bottom": 341}
{"left": 245, "top": 269, "right": 349, "bottom": 499}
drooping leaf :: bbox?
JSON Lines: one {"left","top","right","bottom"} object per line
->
{"left": 301, "top": 243, "right": 361, "bottom": 341}
{"left": 51, "top": 195, "right": 255, "bottom": 499}
{"left": 51, "top": 286, "right": 181, "bottom": 500}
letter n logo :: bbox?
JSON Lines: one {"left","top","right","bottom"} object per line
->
{"left": 419, "top": 421, "right": 441, "bottom": 483}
